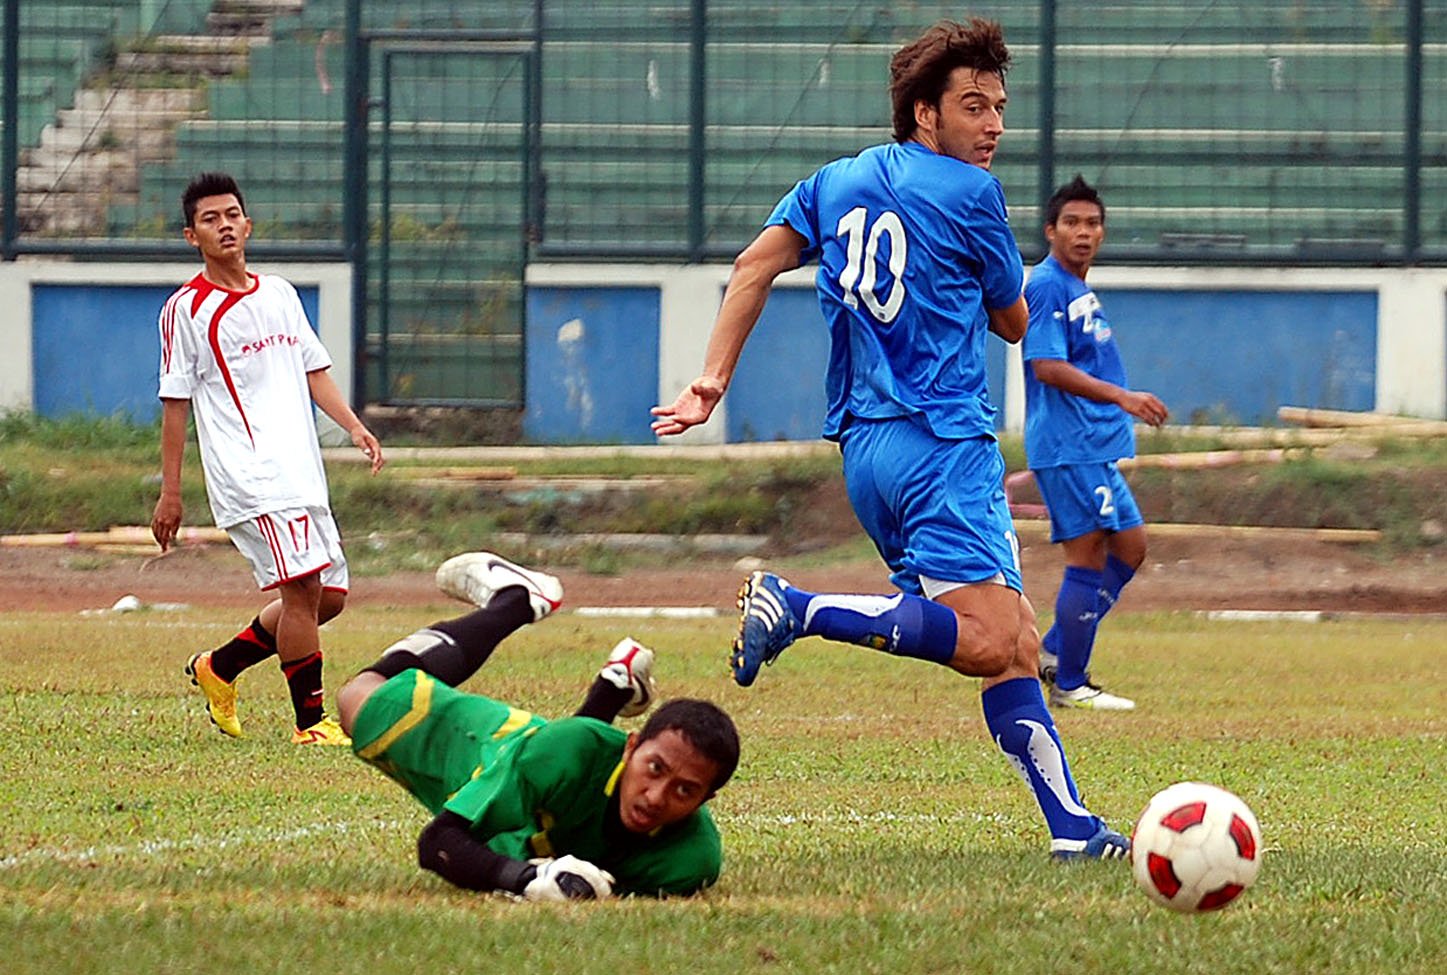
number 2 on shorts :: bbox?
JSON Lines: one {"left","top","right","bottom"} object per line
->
{"left": 1094, "top": 485, "right": 1115, "bottom": 516}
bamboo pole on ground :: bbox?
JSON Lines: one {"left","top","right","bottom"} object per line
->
{"left": 0, "top": 526, "right": 228, "bottom": 548}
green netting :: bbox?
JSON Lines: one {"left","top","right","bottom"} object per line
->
{"left": 7, "top": 1, "right": 1442, "bottom": 257}
{"left": 4, "top": 1, "right": 1445, "bottom": 404}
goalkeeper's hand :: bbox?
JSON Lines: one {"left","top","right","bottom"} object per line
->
{"left": 522, "top": 855, "right": 616, "bottom": 902}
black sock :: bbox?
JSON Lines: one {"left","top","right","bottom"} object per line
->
{"left": 419, "top": 588, "right": 535, "bottom": 686}
{"left": 210, "top": 616, "right": 278, "bottom": 683}
{"left": 281, "top": 651, "right": 325, "bottom": 729}
{"left": 574, "top": 675, "right": 633, "bottom": 723}
{"left": 365, "top": 650, "right": 426, "bottom": 680}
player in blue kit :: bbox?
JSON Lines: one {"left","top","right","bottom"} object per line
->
{"left": 1023, "top": 176, "right": 1168, "bottom": 711}
{"left": 653, "top": 20, "right": 1128, "bottom": 860}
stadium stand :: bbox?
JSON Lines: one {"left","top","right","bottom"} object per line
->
{"left": 7, "top": 1, "right": 1444, "bottom": 402}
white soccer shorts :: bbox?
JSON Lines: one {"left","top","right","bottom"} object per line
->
{"left": 227, "top": 505, "right": 349, "bottom": 593}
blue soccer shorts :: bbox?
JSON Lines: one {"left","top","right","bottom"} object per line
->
{"left": 839, "top": 416, "right": 1022, "bottom": 596}
{"left": 1032, "top": 461, "right": 1144, "bottom": 543}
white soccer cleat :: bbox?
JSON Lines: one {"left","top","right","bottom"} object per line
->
{"left": 435, "top": 551, "right": 563, "bottom": 621}
{"left": 599, "top": 637, "right": 658, "bottom": 718}
{"left": 1050, "top": 680, "right": 1136, "bottom": 711}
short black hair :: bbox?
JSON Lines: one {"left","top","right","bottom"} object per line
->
{"left": 1045, "top": 174, "right": 1105, "bottom": 227}
{"left": 639, "top": 698, "right": 740, "bottom": 793}
{"left": 182, "top": 172, "right": 246, "bottom": 227}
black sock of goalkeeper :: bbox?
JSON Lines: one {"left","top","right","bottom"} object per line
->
{"left": 210, "top": 615, "right": 278, "bottom": 682}
{"left": 385, "top": 587, "right": 535, "bottom": 687}
{"left": 574, "top": 675, "right": 635, "bottom": 722}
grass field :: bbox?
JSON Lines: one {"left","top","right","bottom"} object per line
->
{"left": 2, "top": 606, "right": 1444, "bottom": 974}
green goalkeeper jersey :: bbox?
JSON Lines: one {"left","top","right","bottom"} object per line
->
{"left": 352, "top": 668, "right": 722, "bottom": 897}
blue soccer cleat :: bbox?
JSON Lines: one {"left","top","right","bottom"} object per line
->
{"left": 1050, "top": 822, "right": 1132, "bottom": 862}
{"left": 730, "top": 571, "right": 800, "bottom": 687}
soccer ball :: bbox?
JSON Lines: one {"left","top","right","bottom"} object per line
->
{"left": 1131, "top": 782, "right": 1263, "bottom": 913}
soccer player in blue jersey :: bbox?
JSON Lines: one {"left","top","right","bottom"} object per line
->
{"left": 653, "top": 20, "right": 1128, "bottom": 860}
{"left": 1023, "top": 176, "right": 1168, "bottom": 711}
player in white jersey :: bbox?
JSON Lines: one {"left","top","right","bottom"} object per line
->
{"left": 151, "top": 172, "right": 385, "bottom": 745}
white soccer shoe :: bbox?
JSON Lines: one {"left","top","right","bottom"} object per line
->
{"left": 1049, "top": 680, "right": 1136, "bottom": 711}
{"left": 599, "top": 637, "right": 658, "bottom": 718}
{"left": 435, "top": 551, "right": 564, "bottom": 621}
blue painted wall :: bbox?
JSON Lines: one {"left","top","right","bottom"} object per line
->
{"left": 524, "top": 286, "right": 661, "bottom": 443}
{"left": 29, "top": 280, "right": 1381, "bottom": 438}
{"left": 728, "top": 287, "right": 829, "bottom": 441}
{"left": 31, "top": 283, "right": 321, "bottom": 421}
{"left": 1106, "top": 290, "right": 1377, "bottom": 424}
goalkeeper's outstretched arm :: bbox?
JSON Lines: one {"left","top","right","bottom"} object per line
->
{"left": 417, "top": 811, "right": 534, "bottom": 893}
{"left": 416, "top": 811, "right": 614, "bottom": 901}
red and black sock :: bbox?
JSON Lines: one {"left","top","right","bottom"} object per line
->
{"left": 210, "top": 616, "right": 278, "bottom": 683}
{"left": 281, "top": 651, "right": 326, "bottom": 730}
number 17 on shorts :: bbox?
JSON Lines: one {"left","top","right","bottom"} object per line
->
{"left": 227, "top": 505, "right": 349, "bottom": 591}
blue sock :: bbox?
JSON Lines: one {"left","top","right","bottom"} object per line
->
{"left": 1040, "top": 622, "right": 1060, "bottom": 660}
{"left": 781, "top": 584, "right": 957, "bottom": 665}
{"left": 983, "top": 677, "right": 1101, "bottom": 842}
{"left": 1098, "top": 554, "right": 1136, "bottom": 620}
{"left": 1053, "top": 565, "right": 1104, "bottom": 691}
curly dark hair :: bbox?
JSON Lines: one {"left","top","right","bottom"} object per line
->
{"left": 889, "top": 19, "right": 1012, "bottom": 143}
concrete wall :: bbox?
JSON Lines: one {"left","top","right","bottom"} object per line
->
{"left": 527, "top": 264, "right": 1447, "bottom": 442}
{"left": 4, "top": 260, "right": 1444, "bottom": 441}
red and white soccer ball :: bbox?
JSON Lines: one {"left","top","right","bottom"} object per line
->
{"left": 1131, "top": 782, "right": 1263, "bottom": 913}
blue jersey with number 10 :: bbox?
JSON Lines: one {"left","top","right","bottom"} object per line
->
{"left": 767, "top": 140, "right": 1024, "bottom": 441}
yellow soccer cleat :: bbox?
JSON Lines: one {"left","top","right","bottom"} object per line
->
{"left": 292, "top": 716, "right": 352, "bottom": 746}
{"left": 185, "top": 651, "right": 242, "bottom": 738}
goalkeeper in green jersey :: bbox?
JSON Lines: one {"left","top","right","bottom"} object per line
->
{"left": 336, "top": 552, "right": 740, "bottom": 900}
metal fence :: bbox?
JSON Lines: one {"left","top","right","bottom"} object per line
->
{"left": 3, "top": 0, "right": 1444, "bottom": 404}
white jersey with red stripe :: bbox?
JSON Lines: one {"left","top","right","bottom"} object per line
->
{"left": 157, "top": 271, "right": 333, "bottom": 529}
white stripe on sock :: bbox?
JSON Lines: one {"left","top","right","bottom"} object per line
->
{"left": 1017, "top": 719, "right": 1093, "bottom": 818}
{"left": 801, "top": 593, "right": 902, "bottom": 631}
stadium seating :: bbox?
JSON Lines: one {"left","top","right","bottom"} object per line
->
{"left": 10, "top": 1, "right": 1443, "bottom": 402}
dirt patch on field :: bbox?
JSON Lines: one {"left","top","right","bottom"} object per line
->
{"left": 2, "top": 529, "right": 1442, "bottom": 616}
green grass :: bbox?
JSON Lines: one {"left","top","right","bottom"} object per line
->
{"left": 1, "top": 609, "right": 1443, "bottom": 974}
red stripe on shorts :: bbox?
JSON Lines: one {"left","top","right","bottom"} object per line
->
{"left": 258, "top": 514, "right": 288, "bottom": 580}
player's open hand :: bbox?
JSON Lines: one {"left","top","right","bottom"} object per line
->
{"left": 1120, "top": 390, "right": 1169, "bottom": 427}
{"left": 651, "top": 377, "right": 725, "bottom": 437}
{"left": 522, "top": 855, "right": 616, "bottom": 901}
{"left": 351, "top": 425, "right": 385, "bottom": 474}
{"left": 151, "top": 494, "right": 183, "bottom": 551}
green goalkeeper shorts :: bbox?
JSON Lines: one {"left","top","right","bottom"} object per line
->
{"left": 350, "top": 668, "right": 545, "bottom": 813}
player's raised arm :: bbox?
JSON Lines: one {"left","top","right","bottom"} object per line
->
{"left": 651, "top": 224, "right": 806, "bottom": 436}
